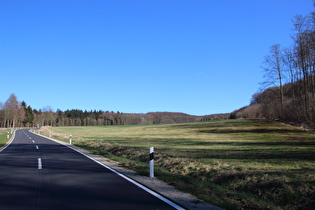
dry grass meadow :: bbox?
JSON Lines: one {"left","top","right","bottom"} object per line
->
{"left": 41, "top": 119, "right": 315, "bottom": 209}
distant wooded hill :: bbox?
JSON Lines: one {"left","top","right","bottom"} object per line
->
{"left": 46, "top": 111, "right": 229, "bottom": 126}
{"left": 0, "top": 94, "right": 229, "bottom": 128}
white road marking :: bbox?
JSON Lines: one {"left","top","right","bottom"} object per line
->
{"left": 38, "top": 158, "right": 42, "bottom": 169}
{"left": 36, "top": 145, "right": 39, "bottom": 150}
{"left": 67, "top": 145, "right": 185, "bottom": 210}
{"left": 32, "top": 140, "right": 35, "bottom": 143}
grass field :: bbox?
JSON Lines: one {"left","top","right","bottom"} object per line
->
{"left": 42, "top": 119, "right": 315, "bottom": 209}
{"left": 0, "top": 129, "right": 11, "bottom": 147}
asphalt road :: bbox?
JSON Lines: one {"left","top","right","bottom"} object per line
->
{"left": 0, "top": 129, "right": 181, "bottom": 210}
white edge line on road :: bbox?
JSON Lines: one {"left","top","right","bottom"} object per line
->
{"left": 38, "top": 158, "right": 42, "bottom": 169}
{"left": 66, "top": 144, "right": 186, "bottom": 210}
{"left": 33, "top": 132, "right": 185, "bottom": 210}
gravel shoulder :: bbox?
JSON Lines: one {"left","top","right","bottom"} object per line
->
{"left": 43, "top": 135, "right": 223, "bottom": 210}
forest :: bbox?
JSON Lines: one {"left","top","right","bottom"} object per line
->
{"left": 0, "top": 93, "right": 229, "bottom": 128}
{"left": 231, "top": 8, "right": 315, "bottom": 127}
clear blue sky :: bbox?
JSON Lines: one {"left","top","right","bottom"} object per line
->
{"left": 0, "top": 0, "right": 313, "bottom": 115}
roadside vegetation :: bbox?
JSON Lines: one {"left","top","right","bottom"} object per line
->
{"left": 41, "top": 119, "right": 315, "bottom": 209}
{"left": 0, "top": 129, "right": 11, "bottom": 147}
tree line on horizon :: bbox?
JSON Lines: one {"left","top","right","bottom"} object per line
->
{"left": 231, "top": 6, "right": 315, "bottom": 126}
{"left": 0, "top": 93, "right": 229, "bottom": 128}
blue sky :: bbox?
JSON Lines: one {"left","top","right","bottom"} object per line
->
{"left": 0, "top": 0, "right": 313, "bottom": 115}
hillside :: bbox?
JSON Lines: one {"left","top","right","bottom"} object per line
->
{"left": 230, "top": 75, "right": 315, "bottom": 127}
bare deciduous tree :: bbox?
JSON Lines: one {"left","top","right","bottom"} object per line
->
{"left": 4, "top": 93, "right": 19, "bottom": 129}
{"left": 262, "top": 44, "right": 285, "bottom": 114}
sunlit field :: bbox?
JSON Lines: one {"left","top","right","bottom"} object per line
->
{"left": 42, "top": 119, "right": 315, "bottom": 209}
{"left": 0, "top": 129, "right": 11, "bottom": 147}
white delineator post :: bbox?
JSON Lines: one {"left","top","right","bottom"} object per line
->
{"left": 70, "top": 135, "right": 72, "bottom": 145}
{"left": 150, "top": 147, "right": 154, "bottom": 178}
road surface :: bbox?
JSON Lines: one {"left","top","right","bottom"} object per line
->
{"left": 0, "top": 129, "right": 183, "bottom": 210}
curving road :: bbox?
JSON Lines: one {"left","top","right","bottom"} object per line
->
{"left": 0, "top": 129, "right": 182, "bottom": 210}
